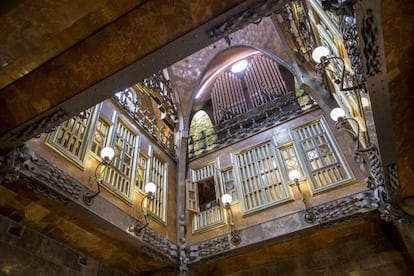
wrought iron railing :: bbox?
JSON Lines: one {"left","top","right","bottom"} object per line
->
{"left": 114, "top": 93, "right": 176, "bottom": 158}
{"left": 188, "top": 90, "right": 317, "bottom": 159}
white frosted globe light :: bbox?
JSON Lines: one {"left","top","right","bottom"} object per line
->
{"left": 221, "top": 194, "right": 233, "bottom": 205}
{"left": 231, "top": 59, "right": 248, "bottom": 73}
{"left": 100, "top": 147, "right": 115, "bottom": 161}
{"left": 312, "top": 46, "right": 330, "bottom": 63}
{"left": 144, "top": 182, "right": 157, "bottom": 194}
{"left": 288, "top": 169, "right": 301, "bottom": 181}
{"left": 330, "top": 107, "right": 346, "bottom": 122}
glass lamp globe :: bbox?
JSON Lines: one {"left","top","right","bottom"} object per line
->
{"left": 288, "top": 169, "right": 301, "bottom": 181}
{"left": 144, "top": 182, "right": 157, "bottom": 194}
{"left": 100, "top": 147, "right": 115, "bottom": 161}
{"left": 221, "top": 194, "right": 233, "bottom": 205}
{"left": 330, "top": 107, "right": 346, "bottom": 122}
{"left": 312, "top": 46, "right": 330, "bottom": 63}
{"left": 231, "top": 59, "right": 248, "bottom": 73}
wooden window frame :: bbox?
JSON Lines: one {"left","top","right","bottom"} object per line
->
{"left": 234, "top": 141, "right": 291, "bottom": 214}
{"left": 146, "top": 148, "right": 168, "bottom": 224}
{"left": 291, "top": 116, "right": 354, "bottom": 193}
{"left": 46, "top": 105, "right": 100, "bottom": 169}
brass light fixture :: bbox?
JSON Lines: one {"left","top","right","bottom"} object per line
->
{"left": 83, "top": 147, "right": 115, "bottom": 205}
{"left": 312, "top": 46, "right": 362, "bottom": 92}
{"left": 131, "top": 182, "right": 157, "bottom": 235}
{"left": 288, "top": 169, "right": 316, "bottom": 223}
{"left": 221, "top": 193, "right": 241, "bottom": 245}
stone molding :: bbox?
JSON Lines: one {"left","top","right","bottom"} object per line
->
{"left": 0, "top": 145, "right": 84, "bottom": 203}
{"left": 314, "top": 190, "right": 378, "bottom": 225}
{"left": 0, "top": 109, "right": 68, "bottom": 153}
{"left": 208, "top": 0, "right": 290, "bottom": 39}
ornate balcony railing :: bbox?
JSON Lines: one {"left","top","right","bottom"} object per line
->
{"left": 188, "top": 90, "right": 317, "bottom": 159}
{"left": 114, "top": 92, "right": 176, "bottom": 158}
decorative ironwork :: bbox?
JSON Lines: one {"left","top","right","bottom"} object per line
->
{"left": 0, "top": 146, "right": 84, "bottom": 201}
{"left": 321, "top": 0, "right": 355, "bottom": 17}
{"left": 5, "top": 109, "right": 68, "bottom": 143}
{"left": 142, "top": 227, "right": 178, "bottom": 263}
{"left": 361, "top": 9, "right": 381, "bottom": 76}
{"left": 366, "top": 149, "right": 413, "bottom": 224}
{"left": 208, "top": 0, "right": 290, "bottom": 39}
{"left": 318, "top": 0, "right": 366, "bottom": 90}
{"left": 25, "top": 176, "right": 70, "bottom": 204}
{"left": 142, "top": 71, "right": 178, "bottom": 130}
{"left": 187, "top": 235, "right": 231, "bottom": 263}
{"left": 178, "top": 214, "right": 189, "bottom": 275}
{"left": 279, "top": 1, "right": 317, "bottom": 62}
{"left": 114, "top": 89, "right": 177, "bottom": 158}
{"left": 313, "top": 190, "right": 378, "bottom": 224}
{"left": 188, "top": 90, "right": 317, "bottom": 158}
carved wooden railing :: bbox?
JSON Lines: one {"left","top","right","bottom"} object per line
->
{"left": 192, "top": 205, "right": 225, "bottom": 233}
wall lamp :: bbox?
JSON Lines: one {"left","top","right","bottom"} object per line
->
{"left": 330, "top": 107, "right": 375, "bottom": 159}
{"left": 221, "top": 194, "right": 241, "bottom": 245}
{"left": 312, "top": 46, "right": 362, "bottom": 92}
{"left": 288, "top": 170, "right": 316, "bottom": 223}
{"left": 83, "top": 147, "right": 115, "bottom": 205}
{"left": 131, "top": 182, "right": 157, "bottom": 235}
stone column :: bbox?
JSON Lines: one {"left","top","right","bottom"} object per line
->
{"left": 176, "top": 129, "right": 189, "bottom": 275}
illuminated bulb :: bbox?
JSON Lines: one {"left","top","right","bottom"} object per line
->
{"left": 100, "top": 147, "right": 115, "bottom": 161}
{"left": 361, "top": 97, "right": 370, "bottom": 108}
{"left": 330, "top": 107, "right": 346, "bottom": 122}
{"left": 144, "top": 182, "right": 157, "bottom": 194}
{"left": 288, "top": 169, "right": 301, "bottom": 181}
{"left": 231, "top": 59, "right": 248, "bottom": 73}
{"left": 221, "top": 194, "right": 233, "bottom": 205}
{"left": 312, "top": 46, "right": 330, "bottom": 63}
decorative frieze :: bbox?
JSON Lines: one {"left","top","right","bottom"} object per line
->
{"left": 25, "top": 176, "right": 70, "bottom": 204}
{"left": 9, "top": 109, "right": 68, "bottom": 144}
{"left": 142, "top": 227, "right": 178, "bottom": 263}
{"left": 187, "top": 235, "right": 231, "bottom": 263}
{"left": 313, "top": 190, "right": 378, "bottom": 224}
{"left": 0, "top": 146, "right": 84, "bottom": 201}
{"left": 361, "top": 9, "right": 381, "bottom": 76}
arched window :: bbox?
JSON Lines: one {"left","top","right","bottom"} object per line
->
{"left": 188, "top": 110, "right": 217, "bottom": 157}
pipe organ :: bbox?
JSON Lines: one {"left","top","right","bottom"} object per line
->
{"left": 211, "top": 55, "right": 291, "bottom": 124}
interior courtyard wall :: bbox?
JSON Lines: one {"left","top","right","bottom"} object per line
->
{"left": 25, "top": 99, "right": 178, "bottom": 241}
{"left": 186, "top": 109, "right": 368, "bottom": 244}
